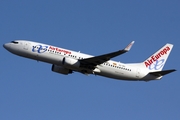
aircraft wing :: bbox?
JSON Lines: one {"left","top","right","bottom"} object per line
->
{"left": 80, "top": 41, "right": 134, "bottom": 66}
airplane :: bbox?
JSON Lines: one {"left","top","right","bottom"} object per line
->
{"left": 3, "top": 40, "right": 176, "bottom": 81}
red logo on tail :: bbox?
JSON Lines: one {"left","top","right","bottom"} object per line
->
{"left": 144, "top": 46, "right": 170, "bottom": 67}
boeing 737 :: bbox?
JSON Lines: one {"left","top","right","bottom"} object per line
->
{"left": 3, "top": 40, "right": 176, "bottom": 81}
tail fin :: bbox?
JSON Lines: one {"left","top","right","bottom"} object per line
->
{"left": 142, "top": 43, "right": 173, "bottom": 72}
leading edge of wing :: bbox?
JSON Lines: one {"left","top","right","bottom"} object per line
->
{"left": 80, "top": 41, "right": 135, "bottom": 66}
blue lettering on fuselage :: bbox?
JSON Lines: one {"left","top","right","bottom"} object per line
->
{"left": 32, "top": 45, "right": 48, "bottom": 53}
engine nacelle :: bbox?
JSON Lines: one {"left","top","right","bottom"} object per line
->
{"left": 62, "top": 57, "right": 80, "bottom": 69}
{"left": 51, "top": 65, "right": 72, "bottom": 75}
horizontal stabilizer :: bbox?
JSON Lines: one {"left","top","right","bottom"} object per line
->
{"left": 149, "top": 69, "right": 176, "bottom": 77}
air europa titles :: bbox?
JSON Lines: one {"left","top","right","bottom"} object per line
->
{"left": 49, "top": 46, "right": 71, "bottom": 54}
{"left": 144, "top": 46, "right": 170, "bottom": 67}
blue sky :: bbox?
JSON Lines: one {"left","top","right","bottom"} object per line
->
{"left": 1, "top": 0, "right": 180, "bottom": 120}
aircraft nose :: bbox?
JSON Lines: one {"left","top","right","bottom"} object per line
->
{"left": 3, "top": 43, "right": 11, "bottom": 50}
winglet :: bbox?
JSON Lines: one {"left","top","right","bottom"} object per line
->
{"left": 124, "top": 41, "right": 135, "bottom": 51}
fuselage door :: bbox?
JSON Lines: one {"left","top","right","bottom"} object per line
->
{"left": 136, "top": 68, "right": 141, "bottom": 78}
{"left": 23, "top": 42, "right": 30, "bottom": 50}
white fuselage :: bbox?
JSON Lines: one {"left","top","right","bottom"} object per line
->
{"left": 3, "top": 40, "right": 162, "bottom": 81}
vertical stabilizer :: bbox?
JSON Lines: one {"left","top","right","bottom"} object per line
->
{"left": 142, "top": 43, "right": 173, "bottom": 72}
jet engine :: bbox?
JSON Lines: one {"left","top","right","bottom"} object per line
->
{"left": 62, "top": 57, "right": 80, "bottom": 69}
{"left": 51, "top": 64, "right": 72, "bottom": 75}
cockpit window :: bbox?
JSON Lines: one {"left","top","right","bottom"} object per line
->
{"left": 11, "top": 41, "right": 19, "bottom": 44}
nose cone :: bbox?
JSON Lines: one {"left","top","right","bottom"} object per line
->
{"left": 3, "top": 43, "right": 11, "bottom": 50}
